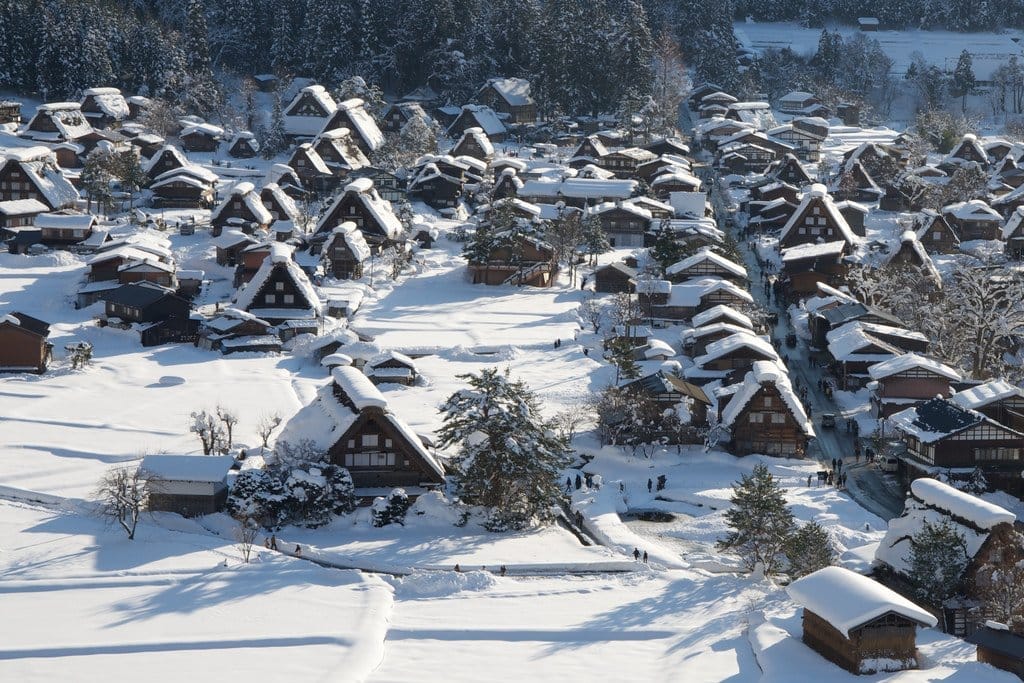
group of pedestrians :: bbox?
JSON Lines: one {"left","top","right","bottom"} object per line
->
{"left": 632, "top": 547, "right": 649, "bottom": 564}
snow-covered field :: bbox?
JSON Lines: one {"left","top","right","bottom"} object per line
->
{"left": 735, "top": 22, "right": 1024, "bottom": 80}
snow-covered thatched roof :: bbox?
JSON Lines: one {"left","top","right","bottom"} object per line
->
{"left": 779, "top": 184, "right": 860, "bottom": 247}
{"left": 787, "top": 567, "right": 936, "bottom": 637}
{"left": 140, "top": 454, "right": 235, "bottom": 483}
{"left": 666, "top": 248, "right": 746, "bottom": 280}
{"left": 212, "top": 181, "right": 273, "bottom": 226}
{"left": 233, "top": 243, "right": 322, "bottom": 317}
{"left": 952, "top": 379, "right": 1024, "bottom": 410}
{"left": 867, "top": 353, "right": 961, "bottom": 382}
{"left": 719, "top": 360, "right": 813, "bottom": 435}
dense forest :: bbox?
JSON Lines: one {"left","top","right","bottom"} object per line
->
{"left": 0, "top": 0, "right": 1020, "bottom": 117}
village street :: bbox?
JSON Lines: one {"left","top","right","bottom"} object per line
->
{"left": 702, "top": 169, "right": 905, "bottom": 521}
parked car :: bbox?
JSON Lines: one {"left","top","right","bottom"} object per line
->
{"left": 880, "top": 456, "right": 899, "bottom": 473}
{"left": 820, "top": 413, "right": 836, "bottom": 429}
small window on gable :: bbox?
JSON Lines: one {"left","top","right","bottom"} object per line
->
{"left": 276, "top": 281, "right": 285, "bottom": 291}
{"left": 362, "top": 434, "right": 379, "bottom": 447}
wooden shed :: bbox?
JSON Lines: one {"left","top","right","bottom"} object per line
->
{"left": 0, "top": 312, "right": 52, "bottom": 373}
{"left": 968, "top": 622, "right": 1024, "bottom": 679}
{"left": 140, "top": 454, "right": 235, "bottom": 517}
{"left": 787, "top": 566, "right": 937, "bottom": 675}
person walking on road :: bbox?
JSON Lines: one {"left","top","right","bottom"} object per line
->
{"left": 642, "top": 551, "right": 648, "bottom": 564}
{"left": 633, "top": 547, "right": 641, "bottom": 561}
{"left": 647, "top": 478, "right": 653, "bottom": 493}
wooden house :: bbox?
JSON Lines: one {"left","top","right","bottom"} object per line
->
{"left": 79, "top": 87, "right": 129, "bottom": 129}
{"left": 0, "top": 100, "right": 21, "bottom": 125}
{"left": 665, "top": 249, "right": 746, "bottom": 284}
{"left": 227, "top": 131, "right": 259, "bottom": 158}
{"left": 467, "top": 233, "right": 557, "bottom": 287}
{"left": 643, "top": 138, "right": 690, "bottom": 158}
{"left": 321, "top": 222, "right": 369, "bottom": 279}
{"left": 35, "top": 211, "right": 95, "bottom": 247}
{"left": 364, "top": 350, "right": 419, "bottom": 386}
{"left": 351, "top": 166, "right": 406, "bottom": 203}
{"left": 1002, "top": 206, "right": 1024, "bottom": 259}
{"left": 778, "top": 184, "right": 861, "bottom": 250}
{"left": 320, "top": 98, "right": 385, "bottom": 155}
{"left": 942, "top": 133, "right": 990, "bottom": 169}
{"left": 197, "top": 308, "right": 278, "bottom": 354}
{"left": 213, "top": 230, "right": 256, "bottom": 267}
{"left": 787, "top": 566, "right": 937, "bottom": 674}
{"left": 265, "top": 163, "right": 306, "bottom": 199}
{"left": 888, "top": 230, "right": 941, "bottom": 286}
{"left": 150, "top": 166, "right": 217, "bottom": 209}
{"left": 780, "top": 240, "right": 849, "bottom": 297}
{"left": 877, "top": 478, "right": 1020, "bottom": 633}
{"left": 117, "top": 258, "right": 177, "bottom": 289}
{"left": 830, "top": 159, "right": 883, "bottom": 203}
{"left": 691, "top": 304, "right": 753, "bottom": 331}
{"left": 492, "top": 168, "right": 524, "bottom": 200}
{"left": 686, "top": 83, "right": 723, "bottom": 110}
{"left": 619, "top": 370, "right": 712, "bottom": 430}
{"left": 406, "top": 162, "right": 464, "bottom": 209}
{"left": 381, "top": 101, "right": 430, "bottom": 134}
{"left": 942, "top": 200, "right": 1002, "bottom": 241}
{"left": 770, "top": 153, "right": 814, "bottom": 187}
{"left": 312, "top": 127, "right": 370, "bottom": 177}
{"left": 233, "top": 242, "right": 274, "bottom": 286}
{"left": 210, "top": 182, "right": 272, "bottom": 236}
{"left": 259, "top": 183, "right": 300, "bottom": 227}
{"left": 446, "top": 104, "right": 507, "bottom": 142}
{"left": 952, "top": 379, "right": 1024, "bottom": 434}
{"left": 778, "top": 91, "right": 820, "bottom": 114}
{"left": 586, "top": 201, "right": 651, "bottom": 248}
{"left": 476, "top": 77, "right": 535, "bottom": 124}
{"left": 890, "top": 398, "right": 1024, "bottom": 496}
{"left": 274, "top": 365, "right": 445, "bottom": 493}
{"left": 636, "top": 154, "right": 692, "bottom": 183}
{"left": 179, "top": 123, "right": 223, "bottom": 152}
{"left": 314, "top": 177, "right": 403, "bottom": 249}
{"left": 968, "top": 623, "right": 1024, "bottom": 677}
{"left": 910, "top": 209, "right": 960, "bottom": 254}
{"left": 102, "top": 284, "right": 196, "bottom": 346}
{"left": 835, "top": 201, "right": 868, "bottom": 237}
{"left": 691, "top": 331, "right": 779, "bottom": 374}
{"left": 141, "top": 455, "right": 235, "bottom": 517}
{"left": 683, "top": 322, "right": 756, "bottom": 357}
{"left": 0, "top": 312, "right": 52, "bottom": 373}
{"left": 0, "top": 152, "right": 79, "bottom": 210}
{"left": 283, "top": 84, "right": 337, "bottom": 138}
{"left": 639, "top": 277, "right": 753, "bottom": 322}
{"left": 287, "top": 143, "right": 336, "bottom": 195}
{"left": 0, "top": 198, "right": 48, "bottom": 230}
{"left": 592, "top": 262, "right": 637, "bottom": 293}
{"left": 143, "top": 145, "right": 190, "bottom": 183}
{"left": 808, "top": 301, "right": 903, "bottom": 350}
{"left": 868, "top": 353, "right": 962, "bottom": 417}
{"left": 22, "top": 102, "right": 97, "bottom": 146}
{"left": 598, "top": 148, "right": 656, "bottom": 179}
{"left": 717, "top": 360, "right": 812, "bottom": 456}
{"left": 650, "top": 171, "right": 701, "bottom": 200}
{"left": 518, "top": 177, "right": 637, "bottom": 209}
{"left": 232, "top": 243, "right": 322, "bottom": 325}
{"left": 450, "top": 127, "right": 494, "bottom": 162}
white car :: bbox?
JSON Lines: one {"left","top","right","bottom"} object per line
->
{"left": 880, "top": 456, "right": 899, "bottom": 473}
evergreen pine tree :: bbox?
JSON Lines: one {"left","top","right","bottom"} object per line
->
{"left": 182, "top": 0, "right": 220, "bottom": 114}
{"left": 582, "top": 213, "right": 611, "bottom": 266}
{"left": 261, "top": 89, "right": 286, "bottom": 159}
{"left": 907, "top": 519, "right": 969, "bottom": 604}
{"left": 952, "top": 49, "right": 976, "bottom": 112}
{"left": 437, "top": 368, "right": 571, "bottom": 531}
{"left": 716, "top": 464, "right": 796, "bottom": 575}
{"left": 302, "top": 0, "right": 360, "bottom": 86}
{"left": 371, "top": 488, "right": 411, "bottom": 526}
{"left": 784, "top": 521, "right": 835, "bottom": 578}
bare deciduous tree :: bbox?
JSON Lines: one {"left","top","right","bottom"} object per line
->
{"left": 190, "top": 410, "right": 225, "bottom": 455}
{"left": 216, "top": 405, "right": 239, "bottom": 451}
{"left": 95, "top": 466, "right": 151, "bottom": 540}
{"left": 579, "top": 296, "right": 603, "bottom": 333}
{"left": 256, "top": 413, "right": 282, "bottom": 449}
{"left": 235, "top": 519, "right": 260, "bottom": 564}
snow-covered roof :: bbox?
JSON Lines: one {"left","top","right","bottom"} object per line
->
{"left": 779, "top": 184, "right": 860, "bottom": 246}
{"left": 0, "top": 198, "right": 48, "bottom": 215}
{"left": 694, "top": 331, "right": 778, "bottom": 366}
{"left": 690, "top": 304, "right": 753, "bottom": 329}
{"left": 260, "top": 183, "right": 299, "bottom": 222}
{"left": 666, "top": 248, "right": 746, "bottom": 279}
{"left": 587, "top": 200, "right": 651, "bottom": 220}
{"left": 332, "top": 98, "right": 385, "bottom": 152}
{"left": 912, "top": 478, "right": 1016, "bottom": 528}
{"left": 143, "top": 145, "right": 189, "bottom": 175}
{"left": 867, "top": 353, "right": 961, "bottom": 382}
{"left": 720, "top": 360, "right": 812, "bottom": 435}
{"left": 455, "top": 127, "right": 495, "bottom": 157}
{"left": 876, "top": 478, "right": 1015, "bottom": 577}
{"left": 181, "top": 122, "right": 224, "bottom": 139}
{"left": 943, "top": 199, "right": 1001, "bottom": 222}
{"left": 951, "top": 379, "right": 1024, "bottom": 410}
{"left": 233, "top": 244, "right": 322, "bottom": 317}
{"left": 452, "top": 104, "right": 506, "bottom": 137}
{"left": 826, "top": 326, "right": 901, "bottom": 363}
{"left": 140, "top": 454, "right": 235, "bottom": 483}
{"left": 328, "top": 221, "right": 371, "bottom": 262}
{"left": 212, "top": 181, "right": 273, "bottom": 226}
{"left": 519, "top": 177, "right": 638, "bottom": 201}
{"left": 332, "top": 365, "right": 388, "bottom": 410}
{"left": 82, "top": 87, "right": 129, "bottom": 120}
{"left": 889, "top": 398, "right": 988, "bottom": 443}
{"left": 318, "top": 179, "right": 403, "bottom": 239}
{"left": 780, "top": 240, "right": 846, "bottom": 262}
{"left": 0, "top": 155, "right": 78, "bottom": 209}
{"left": 484, "top": 77, "right": 533, "bottom": 106}
{"left": 684, "top": 322, "right": 758, "bottom": 343}
{"left": 34, "top": 212, "right": 94, "bottom": 229}
{"left": 27, "top": 103, "right": 93, "bottom": 141}
{"left": 787, "top": 566, "right": 936, "bottom": 637}
{"left": 669, "top": 278, "right": 753, "bottom": 308}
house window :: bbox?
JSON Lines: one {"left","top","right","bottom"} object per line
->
{"left": 763, "top": 397, "right": 773, "bottom": 407}
{"left": 771, "top": 413, "right": 786, "bottom": 424}
{"left": 265, "top": 294, "right": 276, "bottom": 304}
{"left": 749, "top": 413, "right": 764, "bottom": 423}
{"left": 348, "top": 439, "right": 355, "bottom": 448}
{"left": 813, "top": 207, "right": 820, "bottom": 215}
{"left": 385, "top": 438, "right": 392, "bottom": 448}
{"left": 283, "top": 294, "right": 294, "bottom": 304}
{"left": 798, "top": 227, "right": 806, "bottom": 235}
{"left": 932, "top": 231, "right": 941, "bottom": 241}
{"left": 804, "top": 217, "right": 814, "bottom": 225}
{"left": 362, "top": 434, "right": 379, "bottom": 447}
{"left": 275, "top": 281, "right": 285, "bottom": 291}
